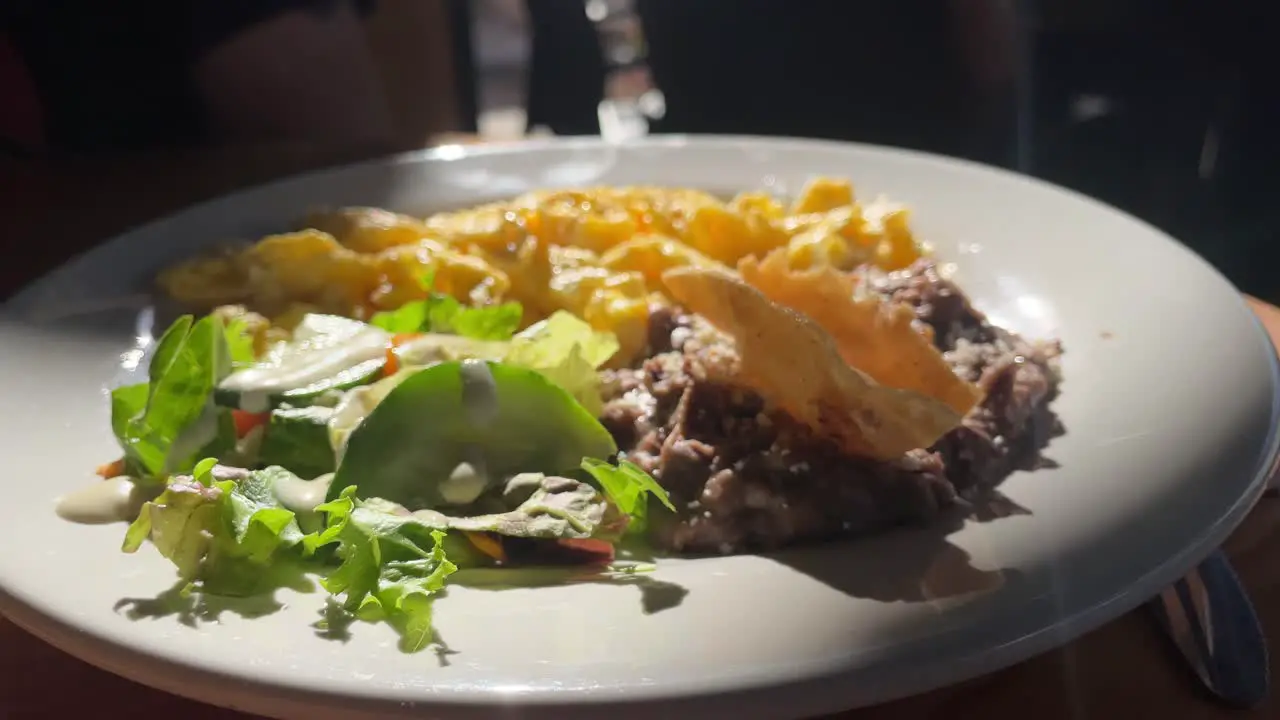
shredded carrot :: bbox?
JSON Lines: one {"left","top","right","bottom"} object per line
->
{"left": 557, "top": 538, "right": 615, "bottom": 563}
{"left": 383, "top": 347, "right": 399, "bottom": 378}
{"left": 231, "top": 409, "right": 270, "bottom": 437}
{"left": 382, "top": 332, "right": 423, "bottom": 378}
{"left": 464, "top": 531, "right": 506, "bottom": 564}
{"left": 96, "top": 457, "right": 126, "bottom": 478}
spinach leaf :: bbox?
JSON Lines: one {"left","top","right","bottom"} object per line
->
{"left": 326, "top": 360, "right": 617, "bottom": 508}
{"left": 223, "top": 317, "right": 259, "bottom": 367}
{"left": 114, "top": 315, "right": 235, "bottom": 479}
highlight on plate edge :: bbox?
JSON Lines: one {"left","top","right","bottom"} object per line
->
{"left": 55, "top": 177, "right": 1065, "bottom": 653}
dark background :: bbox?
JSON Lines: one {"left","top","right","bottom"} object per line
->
{"left": 513, "top": 0, "right": 1280, "bottom": 300}
{"left": 3, "top": 0, "right": 1278, "bottom": 302}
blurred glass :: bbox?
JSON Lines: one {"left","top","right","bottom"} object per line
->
{"left": 584, "top": 0, "right": 664, "bottom": 142}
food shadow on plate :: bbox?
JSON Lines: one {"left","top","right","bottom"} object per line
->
{"left": 311, "top": 597, "right": 465, "bottom": 666}
{"left": 763, "top": 490, "right": 1031, "bottom": 605}
{"left": 446, "top": 555, "right": 690, "bottom": 616}
{"left": 313, "top": 597, "right": 358, "bottom": 643}
{"left": 304, "top": 561, "right": 686, "bottom": 667}
{"left": 311, "top": 597, "right": 462, "bottom": 667}
{"left": 764, "top": 402, "right": 1067, "bottom": 605}
{"left": 112, "top": 559, "right": 317, "bottom": 627}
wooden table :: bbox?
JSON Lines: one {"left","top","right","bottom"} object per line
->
{"left": 2, "top": 144, "right": 1279, "bottom": 720}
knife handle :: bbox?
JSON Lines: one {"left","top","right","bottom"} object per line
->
{"left": 1149, "top": 549, "right": 1269, "bottom": 708}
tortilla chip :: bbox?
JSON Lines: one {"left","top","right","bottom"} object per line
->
{"left": 662, "top": 267, "right": 964, "bottom": 461}
{"left": 739, "top": 249, "right": 982, "bottom": 416}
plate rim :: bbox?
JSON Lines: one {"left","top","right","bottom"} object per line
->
{"left": 3, "top": 134, "right": 1278, "bottom": 718}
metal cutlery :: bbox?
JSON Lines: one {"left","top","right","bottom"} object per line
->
{"left": 1149, "top": 548, "right": 1269, "bottom": 708}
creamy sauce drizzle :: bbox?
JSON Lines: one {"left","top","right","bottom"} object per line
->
{"left": 396, "top": 334, "right": 508, "bottom": 367}
{"left": 273, "top": 472, "right": 335, "bottom": 515}
{"left": 439, "top": 456, "right": 490, "bottom": 507}
{"left": 55, "top": 476, "right": 156, "bottom": 525}
{"left": 459, "top": 359, "right": 499, "bottom": 426}
{"left": 327, "top": 370, "right": 413, "bottom": 464}
{"left": 437, "top": 360, "right": 501, "bottom": 507}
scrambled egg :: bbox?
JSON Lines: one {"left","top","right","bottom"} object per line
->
{"left": 156, "top": 177, "right": 926, "bottom": 364}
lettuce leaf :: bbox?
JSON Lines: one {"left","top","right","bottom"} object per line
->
{"left": 333, "top": 311, "right": 619, "bottom": 450}
{"left": 304, "top": 487, "right": 457, "bottom": 652}
{"left": 580, "top": 457, "right": 675, "bottom": 534}
{"left": 112, "top": 315, "right": 239, "bottom": 479}
{"left": 302, "top": 472, "right": 624, "bottom": 652}
{"left": 324, "top": 360, "right": 617, "bottom": 508}
{"left": 430, "top": 296, "right": 523, "bottom": 340}
{"left": 223, "top": 316, "right": 259, "bottom": 367}
{"left": 421, "top": 472, "right": 628, "bottom": 541}
{"left": 110, "top": 383, "right": 149, "bottom": 457}
{"left": 505, "top": 311, "right": 620, "bottom": 415}
{"left": 369, "top": 301, "right": 429, "bottom": 334}
{"left": 122, "top": 460, "right": 304, "bottom": 596}
{"left": 369, "top": 271, "right": 522, "bottom": 341}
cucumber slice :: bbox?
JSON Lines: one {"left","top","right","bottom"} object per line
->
{"left": 217, "top": 314, "right": 391, "bottom": 412}
{"left": 259, "top": 405, "right": 337, "bottom": 479}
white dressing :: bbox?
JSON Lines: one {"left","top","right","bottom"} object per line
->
{"left": 273, "top": 472, "right": 335, "bottom": 515}
{"left": 438, "top": 460, "right": 490, "bottom": 506}
{"left": 458, "top": 359, "right": 500, "bottom": 426}
{"left": 394, "top": 333, "right": 508, "bottom": 367}
{"left": 55, "top": 476, "right": 154, "bottom": 525}
{"left": 436, "top": 361, "right": 501, "bottom": 507}
{"left": 327, "top": 370, "right": 415, "bottom": 463}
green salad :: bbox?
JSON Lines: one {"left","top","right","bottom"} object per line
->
{"left": 97, "top": 293, "right": 673, "bottom": 653}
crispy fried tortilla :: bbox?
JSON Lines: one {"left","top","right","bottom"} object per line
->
{"left": 739, "top": 249, "right": 983, "bottom": 416}
{"left": 662, "top": 267, "right": 964, "bottom": 460}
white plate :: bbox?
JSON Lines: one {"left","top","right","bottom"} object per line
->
{"left": 0, "top": 136, "right": 1276, "bottom": 720}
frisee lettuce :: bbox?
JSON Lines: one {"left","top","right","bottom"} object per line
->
{"left": 122, "top": 460, "right": 304, "bottom": 596}
{"left": 119, "top": 457, "right": 671, "bottom": 652}
{"left": 505, "top": 311, "right": 620, "bottom": 415}
{"left": 580, "top": 457, "right": 675, "bottom": 534}
{"left": 304, "top": 486, "right": 457, "bottom": 652}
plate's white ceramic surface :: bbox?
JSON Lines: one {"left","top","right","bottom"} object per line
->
{"left": 1, "top": 137, "right": 1277, "bottom": 720}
